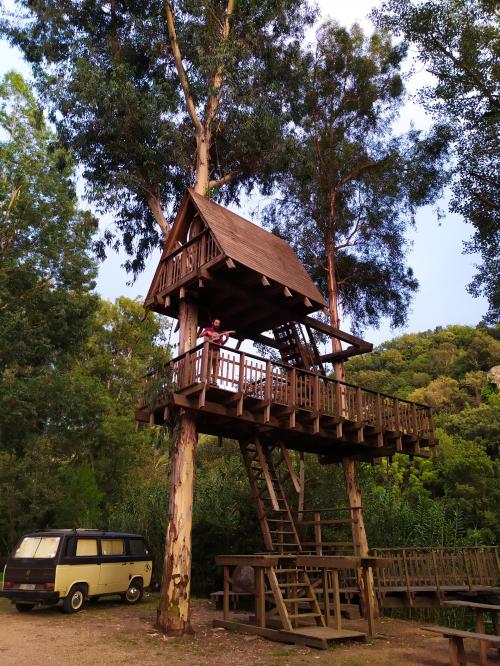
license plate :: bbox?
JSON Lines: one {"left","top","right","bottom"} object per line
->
{"left": 20, "top": 584, "right": 36, "bottom": 590}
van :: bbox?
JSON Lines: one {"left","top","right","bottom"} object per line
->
{"left": 0, "top": 529, "right": 152, "bottom": 613}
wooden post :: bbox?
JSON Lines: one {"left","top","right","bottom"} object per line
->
{"left": 223, "top": 566, "right": 230, "bottom": 621}
{"left": 157, "top": 297, "right": 198, "bottom": 635}
{"left": 342, "top": 457, "right": 379, "bottom": 619}
{"left": 256, "top": 567, "right": 266, "bottom": 628}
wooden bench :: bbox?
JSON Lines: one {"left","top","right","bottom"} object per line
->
{"left": 423, "top": 625, "right": 500, "bottom": 665}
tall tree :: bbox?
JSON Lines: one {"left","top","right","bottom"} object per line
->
{"left": 3, "top": 0, "right": 315, "bottom": 634}
{"left": 263, "top": 21, "right": 449, "bottom": 612}
{"left": 0, "top": 70, "right": 98, "bottom": 451}
{"left": 372, "top": 0, "right": 499, "bottom": 324}
{"left": 3, "top": 0, "right": 313, "bottom": 273}
{"left": 264, "top": 21, "right": 450, "bottom": 355}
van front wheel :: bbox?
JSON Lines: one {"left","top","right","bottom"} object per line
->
{"left": 63, "top": 585, "right": 86, "bottom": 614}
{"left": 121, "top": 580, "right": 143, "bottom": 604}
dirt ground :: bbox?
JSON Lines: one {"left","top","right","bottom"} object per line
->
{"left": 0, "top": 594, "right": 496, "bottom": 666}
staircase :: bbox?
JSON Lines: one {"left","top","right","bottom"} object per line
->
{"left": 272, "top": 322, "right": 323, "bottom": 372}
{"left": 265, "top": 562, "right": 326, "bottom": 630}
{"left": 240, "top": 439, "right": 301, "bottom": 552}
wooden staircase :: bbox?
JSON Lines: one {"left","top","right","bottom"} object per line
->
{"left": 265, "top": 562, "right": 326, "bottom": 630}
{"left": 239, "top": 439, "right": 302, "bottom": 552}
{"left": 272, "top": 322, "right": 324, "bottom": 372}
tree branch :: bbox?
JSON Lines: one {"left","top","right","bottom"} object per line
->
{"left": 428, "top": 36, "right": 499, "bottom": 110}
{"left": 146, "top": 192, "right": 171, "bottom": 236}
{"left": 336, "top": 157, "right": 391, "bottom": 193}
{"left": 204, "top": 0, "right": 235, "bottom": 132}
{"left": 164, "top": 0, "right": 204, "bottom": 134}
{"left": 208, "top": 169, "right": 240, "bottom": 189}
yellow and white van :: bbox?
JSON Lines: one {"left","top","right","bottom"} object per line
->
{"left": 0, "top": 529, "right": 152, "bottom": 613}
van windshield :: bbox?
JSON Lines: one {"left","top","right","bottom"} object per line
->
{"left": 14, "top": 537, "right": 60, "bottom": 559}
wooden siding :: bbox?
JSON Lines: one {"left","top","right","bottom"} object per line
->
{"left": 182, "top": 190, "right": 325, "bottom": 308}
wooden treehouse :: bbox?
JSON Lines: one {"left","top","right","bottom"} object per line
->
{"left": 137, "top": 189, "right": 443, "bottom": 647}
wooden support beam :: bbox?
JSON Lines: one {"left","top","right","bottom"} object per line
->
{"left": 261, "top": 275, "right": 270, "bottom": 286}
{"left": 283, "top": 286, "right": 292, "bottom": 298}
{"left": 226, "top": 257, "right": 236, "bottom": 269}
{"left": 300, "top": 315, "right": 373, "bottom": 351}
{"left": 304, "top": 296, "right": 312, "bottom": 307}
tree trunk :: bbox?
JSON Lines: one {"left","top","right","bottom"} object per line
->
{"left": 157, "top": 166, "right": 209, "bottom": 634}
{"left": 325, "top": 227, "right": 379, "bottom": 619}
{"left": 342, "top": 457, "right": 378, "bottom": 617}
{"left": 325, "top": 230, "right": 345, "bottom": 382}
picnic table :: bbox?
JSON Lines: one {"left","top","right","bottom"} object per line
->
{"left": 442, "top": 600, "right": 500, "bottom": 665}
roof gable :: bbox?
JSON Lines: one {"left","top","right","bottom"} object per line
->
{"left": 187, "top": 190, "right": 325, "bottom": 307}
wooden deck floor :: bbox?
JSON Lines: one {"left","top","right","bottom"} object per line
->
{"left": 136, "top": 343, "right": 435, "bottom": 461}
{"left": 212, "top": 619, "right": 366, "bottom": 649}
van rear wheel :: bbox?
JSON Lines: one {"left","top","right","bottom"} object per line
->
{"left": 15, "top": 603, "right": 35, "bottom": 612}
{"left": 63, "top": 584, "right": 86, "bottom": 614}
{"left": 121, "top": 580, "right": 143, "bottom": 604}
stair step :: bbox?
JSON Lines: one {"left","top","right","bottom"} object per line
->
{"left": 287, "top": 612, "right": 321, "bottom": 619}
{"left": 283, "top": 597, "right": 314, "bottom": 603}
{"left": 276, "top": 568, "right": 300, "bottom": 574}
{"left": 269, "top": 530, "right": 296, "bottom": 535}
{"left": 278, "top": 583, "right": 307, "bottom": 588}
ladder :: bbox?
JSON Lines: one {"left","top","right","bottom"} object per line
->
{"left": 265, "top": 562, "right": 326, "bottom": 630}
{"left": 272, "top": 322, "right": 324, "bottom": 372}
{"left": 239, "top": 438, "right": 302, "bottom": 553}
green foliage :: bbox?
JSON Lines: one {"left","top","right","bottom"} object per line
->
{"left": 345, "top": 325, "right": 500, "bottom": 543}
{"left": 346, "top": 324, "right": 500, "bottom": 400}
{"left": 263, "top": 21, "right": 450, "bottom": 330}
{"left": 53, "top": 465, "right": 103, "bottom": 529}
{"left": 373, "top": 0, "right": 500, "bottom": 322}
{"left": 2, "top": 0, "right": 314, "bottom": 272}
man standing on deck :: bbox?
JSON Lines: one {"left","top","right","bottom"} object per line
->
{"left": 199, "top": 319, "right": 229, "bottom": 385}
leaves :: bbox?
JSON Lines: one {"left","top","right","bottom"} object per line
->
{"left": 263, "top": 22, "right": 450, "bottom": 331}
{"left": 373, "top": 0, "right": 500, "bottom": 322}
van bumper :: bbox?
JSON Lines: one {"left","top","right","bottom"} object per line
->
{"left": 0, "top": 589, "right": 60, "bottom": 604}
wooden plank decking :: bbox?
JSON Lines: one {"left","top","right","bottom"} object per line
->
{"left": 136, "top": 343, "right": 435, "bottom": 460}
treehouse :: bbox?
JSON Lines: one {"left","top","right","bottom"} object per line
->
{"left": 136, "top": 192, "right": 478, "bottom": 647}
{"left": 137, "top": 189, "right": 436, "bottom": 463}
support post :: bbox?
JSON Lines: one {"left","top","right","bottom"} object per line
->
{"left": 157, "top": 297, "right": 198, "bottom": 635}
{"left": 342, "top": 457, "right": 379, "bottom": 621}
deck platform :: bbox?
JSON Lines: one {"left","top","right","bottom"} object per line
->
{"left": 136, "top": 342, "right": 435, "bottom": 461}
{"left": 212, "top": 619, "right": 366, "bottom": 650}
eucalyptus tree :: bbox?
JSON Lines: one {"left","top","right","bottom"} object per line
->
{"left": 3, "top": 0, "right": 316, "bottom": 635}
{"left": 263, "top": 23, "right": 450, "bottom": 608}
{"left": 373, "top": 0, "right": 499, "bottom": 324}
{"left": 264, "top": 21, "right": 450, "bottom": 367}
{"left": 3, "top": 0, "right": 313, "bottom": 272}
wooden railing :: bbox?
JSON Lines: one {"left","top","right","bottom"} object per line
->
{"left": 156, "top": 228, "right": 222, "bottom": 293}
{"left": 141, "top": 343, "right": 434, "bottom": 439}
{"left": 296, "top": 507, "right": 359, "bottom": 556}
{"left": 371, "top": 546, "right": 500, "bottom": 591}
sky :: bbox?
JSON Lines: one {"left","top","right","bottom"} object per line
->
{"left": 0, "top": 0, "right": 489, "bottom": 348}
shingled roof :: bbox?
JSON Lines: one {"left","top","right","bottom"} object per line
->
{"left": 161, "top": 189, "right": 326, "bottom": 308}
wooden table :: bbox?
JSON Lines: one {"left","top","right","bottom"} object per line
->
{"left": 296, "top": 555, "right": 394, "bottom": 637}
{"left": 442, "top": 600, "right": 500, "bottom": 666}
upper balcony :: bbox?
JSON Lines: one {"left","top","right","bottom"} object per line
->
{"left": 136, "top": 343, "right": 435, "bottom": 462}
{"left": 144, "top": 190, "right": 328, "bottom": 344}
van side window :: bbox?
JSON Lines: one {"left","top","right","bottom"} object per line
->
{"left": 101, "top": 539, "right": 124, "bottom": 556}
{"left": 64, "top": 537, "right": 76, "bottom": 557}
{"left": 128, "top": 539, "right": 147, "bottom": 556}
{"left": 76, "top": 539, "right": 98, "bottom": 557}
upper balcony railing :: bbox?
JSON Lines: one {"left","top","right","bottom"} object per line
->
{"left": 140, "top": 343, "right": 434, "bottom": 440}
{"left": 156, "top": 228, "right": 222, "bottom": 293}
